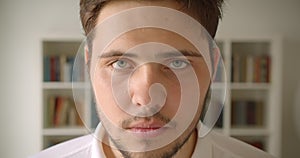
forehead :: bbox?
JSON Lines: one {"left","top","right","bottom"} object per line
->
{"left": 95, "top": 0, "right": 196, "bottom": 51}
{"left": 90, "top": 0, "right": 211, "bottom": 66}
{"left": 101, "top": 28, "right": 199, "bottom": 53}
{"left": 97, "top": 0, "right": 185, "bottom": 23}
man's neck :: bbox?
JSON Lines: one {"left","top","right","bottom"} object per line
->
{"left": 102, "top": 129, "right": 198, "bottom": 158}
{"left": 173, "top": 129, "right": 197, "bottom": 158}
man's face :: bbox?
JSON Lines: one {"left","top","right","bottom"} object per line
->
{"left": 88, "top": 0, "right": 211, "bottom": 157}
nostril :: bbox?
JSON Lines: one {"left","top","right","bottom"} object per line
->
{"left": 135, "top": 102, "right": 142, "bottom": 106}
{"left": 128, "top": 83, "right": 167, "bottom": 117}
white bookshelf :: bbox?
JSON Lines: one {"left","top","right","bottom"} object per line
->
{"left": 214, "top": 35, "right": 282, "bottom": 157}
{"left": 41, "top": 38, "right": 98, "bottom": 149}
{"left": 40, "top": 35, "right": 282, "bottom": 157}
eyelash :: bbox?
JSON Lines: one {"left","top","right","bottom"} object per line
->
{"left": 164, "top": 58, "right": 191, "bottom": 70}
{"left": 106, "top": 58, "right": 192, "bottom": 71}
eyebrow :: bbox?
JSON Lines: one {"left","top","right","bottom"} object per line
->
{"left": 99, "top": 50, "right": 202, "bottom": 58}
{"left": 157, "top": 50, "right": 203, "bottom": 58}
{"left": 98, "top": 50, "right": 138, "bottom": 58}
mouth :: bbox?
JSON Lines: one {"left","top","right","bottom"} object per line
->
{"left": 125, "top": 121, "right": 170, "bottom": 138}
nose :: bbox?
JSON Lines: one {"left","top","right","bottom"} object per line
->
{"left": 130, "top": 63, "right": 163, "bottom": 106}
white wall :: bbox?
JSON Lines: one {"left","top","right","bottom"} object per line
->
{"left": 0, "top": 0, "right": 299, "bottom": 158}
{"left": 0, "top": 0, "right": 82, "bottom": 157}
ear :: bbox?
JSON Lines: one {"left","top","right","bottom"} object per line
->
{"left": 84, "top": 45, "right": 90, "bottom": 66}
{"left": 84, "top": 45, "right": 92, "bottom": 78}
{"left": 212, "top": 47, "right": 221, "bottom": 81}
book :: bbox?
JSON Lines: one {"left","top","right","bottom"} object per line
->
{"left": 68, "top": 102, "right": 77, "bottom": 126}
{"left": 256, "top": 101, "right": 264, "bottom": 126}
{"left": 46, "top": 96, "right": 83, "bottom": 127}
{"left": 43, "top": 56, "right": 51, "bottom": 81}
{"left": 232, "top": 53, "right": 241, "bottom": 82}
{"left": 215, "top": 109, "right": 223, "bottom": 128}
{"left": 240, "top": 55, "right": 247, "bottom": 82}
{"left": 47, "top": 96, "right": 56, "bottom": 127}
{"left": 50, "top": 56, "right": 56, "bottom": 81}
{"left": 246, "top": 101, "right": 256, "bottom": 125}
{"left": 246, "top": 140, "right": 264, "bottom": 150}
{"left": 59, "top": 55, "right": 67, "bottom": 82}
{"left": 266, "top": 56, "right": 271, "bottom": 82}
{"left": 260, "top": 56, "right": 268, "bottom": 82}
{"left": 262, "top": 55, "right": 271, "bottom": 83}
{"left": 59, "top": 97, "right": 70, "bottom": 126}
{"left": 67, "top": 56, "right": 76, "bottom": 82}
{"left": 246, "top": 55, "right": 254, "bottom": 82}
{"left": 54, "top": 97, "right": 63, "bottom": 126}
{"left": 231, "top": 100, "right": 247, "bottom": 126}
{"left": 231, "top": 100, "right": 264, "bottom": 126}
{"left": 63, "top": 61, "right": 72, "bottom": 82}
{"left": 234, "top": 137, "right": 265, "bottom": 151}
{"left": 43, "top": 55, "right": 77, "bottom": 82}
{"left": 231, "top": 54, "right": 271, "bottom": 83}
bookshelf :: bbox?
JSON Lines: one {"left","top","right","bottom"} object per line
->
{"left": 40, "top": 35, "right": 282, "bottom": 157}
{"left": 214, "top": 35, "right": 282, "bottom": 157}
{"left": 41, "top": 38, "right": 99, "bottom": 149}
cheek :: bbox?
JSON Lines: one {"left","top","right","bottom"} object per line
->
{"left": 197, "top": 64, "right": 211, "bottom": 103}
{"left": 161, "top": 84, "right": 181, "bottom": 117}
{"left": 92, "top": 70, "right": 128, "bottom": 124}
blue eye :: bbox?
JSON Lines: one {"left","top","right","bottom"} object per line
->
{"left": 112, "top": 60, "right": 132, "bottom": 70}
{"left": 169, "top": 60, "right": 189, "bottom": 69}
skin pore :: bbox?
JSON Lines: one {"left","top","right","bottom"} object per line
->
{"left": 88, "top": 0, "right": 211, "bottom": 158}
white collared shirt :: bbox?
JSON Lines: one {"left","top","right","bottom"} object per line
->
{"left": 31, "top": 123, "right": 276, "bottom": 158}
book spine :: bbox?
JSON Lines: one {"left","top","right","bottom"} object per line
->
{"left": 50, "top": 56, "right": 56, "bottom": 81}
{"left": 54, "top": 97, "right": 63, "bottom": 127}
{"left": 232, "top": 53, "right": 241, "bottom": 82}
{"left": 59, "top": 55, "right": 67, "bottom": 82}
{"left": 246, "top": 101, "right": 256, "bottom": 125}
{"left": 67, "top": 57, "right": 75, "bottom": 82}
{"left": 246, "top": 55, "right": 254, "bottom": 83}
{"left": 266, "top": 56, "right": 271, "bottom": 83}
{"left": 44, "top": 56, "right": 50, "bottom": 82}
{"left": 55, "top": 56, "right": 60, "bottom": 81}
{"left": 46, "top": 96, "right": 84, "bottom": 127}
{"left": 240, "top": 55, "right": 247, "bottom": 82}
{"left": 254, "top": 56, "right": 261, "bottom": 83}
{"left": 260, "top": 56, "right": 268, "bottom": 83}
{"left": 231, "top": 100, "right": 264, "bottom": 126}
{"left": 47, "top": 96, "right": 55, "bottom": 127}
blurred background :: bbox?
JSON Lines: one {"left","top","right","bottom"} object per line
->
{"left": 0, "top": 0, "right": 299, "bottom": 157}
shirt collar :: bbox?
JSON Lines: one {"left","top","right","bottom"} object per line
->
{"left": 91, "top": 122, "right": 106, "bottom": 158}
{"left": 192, "top": 122, "right": 213, "bottom": 158}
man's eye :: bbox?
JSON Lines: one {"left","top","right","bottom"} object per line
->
{"left": 168, "top": 60, "right": 189, "bottom": 69}
{"left": 112, "top": 60, "right": 132, "bottom": 70}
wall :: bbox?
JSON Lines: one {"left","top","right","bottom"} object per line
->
{"left": 0, "top": 0, "right": 82, "bottom": 157}
{"left": 0, "top": 0, "right": 299, "bottom": 158}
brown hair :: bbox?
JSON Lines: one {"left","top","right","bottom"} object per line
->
{"left": 80, "top": 0, "right": 224, "bottom": 38}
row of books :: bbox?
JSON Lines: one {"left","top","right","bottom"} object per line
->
{"left": 231, "top": 100, "right": 264, "bottom": 126}
{"left": 44, "top": 136, "right": 76, "bottom": 148}
{"left": 215, "top": 110, "right": 223, "bottom": 128}
{"left": 46, "top": 96, "right": 83, "bottom": 127}
{"left": 246, "top": 140, "right": 264, "bottom": 150}
{"left": 43, "top": 55, "right": 84, "bottom": 82}
{"left": 231, "top": 54, "right": 271, "bottom": 83}
{"left": 235, "top": 137, "right": 265, "bottom": 150}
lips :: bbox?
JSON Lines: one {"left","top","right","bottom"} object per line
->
{"left": 130, "top": 127, "right": 161, "bottom": 132}
{"left": 129, "top": 123, "right": 163, "bottom": 132}
{"left": 125, "top": 121, "right": 170, "bottom": 138}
